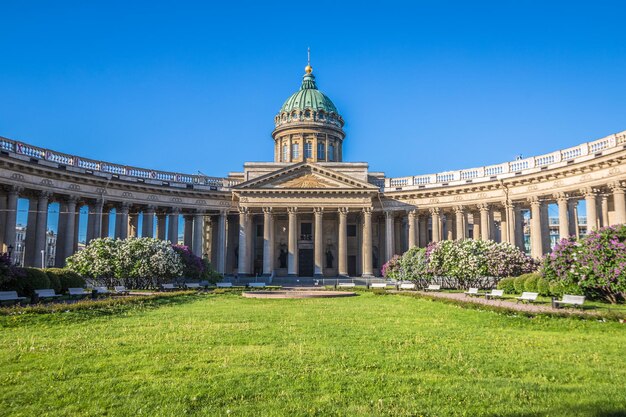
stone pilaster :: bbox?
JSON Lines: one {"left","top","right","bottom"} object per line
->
{"left": 192, "top": 211, "right": 204, "bottom": 257}
{"left": 418, "top": 214, "right": 428, "bottom": 247}
{"left": 156, "top": 214, "right": 167, "bottom": 240}
{"left": 167, "top": 207, "right": 180, "bottom": 244}
{"left": 407, "top": 210, "right": 417, "bottom": 248}
{"left": 183, "top": 215, "right": 193, "bottom": 247}
{"left": 528, "top": 196, "right": 544, "bottom": 259}
{"left": 600, "top": 194, "right": 610, "bottom": 227}
{"left": 287, "top": 207, "right": 298, "bottom": 277}
{"left": 583, "top": 187, "right": 599, "bottom": 231}
{"left": 314, "top": 207, "right": 324, "bottom": 277}
{"left": 338, "top": 207, "right": 348, "bottom": 276}
{"left": 430, "top": 207, "right": 441, "bottom": 242}
{"left": 454, "top": 206, "right": 466, "bottom": 240}
{"left": 62, "top": 196, "right": 78, "bottom": 264}
{"left": 263, "top": 207, "right": 274, "bottom": 276}
{"left": 361, "top": 207, "right": 373, "bottom": 277}
{"left": 478, "top": 203, "right": 490, "bottom": 241}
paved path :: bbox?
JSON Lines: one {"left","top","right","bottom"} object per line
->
{"left": 409, "top": 291, "right": 602, "bottom": 316}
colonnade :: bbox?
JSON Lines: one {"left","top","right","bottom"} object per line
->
{"left": 0, "top": 186, "right": 206, "bottom": 267}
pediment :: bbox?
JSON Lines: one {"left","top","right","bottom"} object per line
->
{"left": 233, "top": 163, "right": 379, "bottom": 192}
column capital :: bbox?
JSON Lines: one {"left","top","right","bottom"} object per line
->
{"left": 609, "top": 181, "right": 626, "bottom": 193}
{"left": 477, "top": 203, "right": 490, "bottom": 211}
{"left": 553, "top": 192, "right": 569, "bottom": 203}
{"left": 338, "top": 207, "right": 349, "bottom": 215}
{"left": 453, "top": 205, "right": 465, "bottom": 214}
{"left": 238, "top": 206, "right": 249, "bottom": 215}
{"left": 6, "top": 185, "right": 23, "bottom": 195}
{"left": 169, "top": 206, "right": 180, "bottom": 215}
{"left": 408, "top": 209, "right": 417, "bottom": 218}
{"left": 429, "top": 207, "right": 440, "bottom": 216}
{"left": 581, "top": 187, "right": 599, "bottom": 197}
{"left": 144, "top": 205, "right": 156, "bottom": 214}
{"left": 313, "top": 207, "right": 324, "bottom": 215}
{"left": 287, "top": 207, "right": 298, "bottom": 214}
{"left": 384, "top": 209, "right": 395, "bottom": 218}
{"left": 527, "top": 196, "right": 542, "bottom": 206}
{"left": 362, "top": 207, "right": 372, "bottom": 215}
{"left": 37, "top": 190, "right": 52, "bottom": 200}
{"left": 262, "top": 207, "right": 273, "bottom": 214}
{"left": 65, "top": 195, "right": 79, "bottom": 205}
{"left": 120, "top": 202, "right": 131, "bottom": 213}
{"left": 194, "top": 209, "right": 206, "bottom": 215}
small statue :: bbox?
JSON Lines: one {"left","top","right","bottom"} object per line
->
{"left": 278, "top": 248, "right": 287, "bottom": 268}
{"left": 326, "top": 249, "right": 334, "bottom": 268}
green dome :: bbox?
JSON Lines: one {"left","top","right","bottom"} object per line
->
{"left": 279, "top": 72, "right": 339, "bottom": 115}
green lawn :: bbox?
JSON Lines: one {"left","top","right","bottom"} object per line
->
{"left": 1, "top": 293, "right": 625, "bottom": 416}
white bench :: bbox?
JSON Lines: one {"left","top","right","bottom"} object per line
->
{"left": 161, "top": 283, "right": 177, "bottom": 291}
{"left": 34, "top": 289, "right": 61, "bottom": 300}
{"left": 114, "top": 286, "right": 130, "bottom": 295}
{"left": 248, "top": 282, "right": 266, "bottom": 288}
{"left": 185, "top": 283, "right": 201, "bottom": 290}
{"left": 399, "top": 283, "right": 416, "bottom": 290}
{"left": 0, "top": 291, "right": 27, "bottom": 305}
{"left": 338, "top": 283, "right": 356, "bottom": 288}
{"left": 516, "top": 292, "right": 539, "bottom": 303}
{"left": 68, "top": 288, "right": 90, "bottom": 299}
{"left": 464, "top": 288, "right": 480, "bottom": 297}
{"left": 424, "top": 284, "right": 441, "bottom": 292}
{"left": 370, "top": 283, "right": 387, "bottom": 289}
{"left": 484, "top": 289, "right": 504, "bottom": 300}
{"left": 94, "top": 287, "right": 110, "bottom": 295}
{"left": 554, "top": 294, "right": 585, "bottom": 309}
{"left": 216, "top": 282, "right": 233, "bottom": 288}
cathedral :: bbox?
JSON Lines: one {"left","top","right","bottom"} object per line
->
{"left": 1, "top": 62, "right": 625, "bottom": 278}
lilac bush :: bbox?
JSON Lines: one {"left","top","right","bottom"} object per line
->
{"left": 543, "top": 225, "right": 626, "bottom": 303}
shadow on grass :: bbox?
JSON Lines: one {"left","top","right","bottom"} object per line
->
{"left": 488, "top": 406, "right": 626, "bottom": 417}
{"left": 0, "top": 292, "right": 215, "bottom": 328}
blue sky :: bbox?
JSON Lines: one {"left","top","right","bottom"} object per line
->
{"left": 4, "top": 1, "right": 625, "bottom": 238}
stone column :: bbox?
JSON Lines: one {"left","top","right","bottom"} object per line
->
{"left": 62, "top": 196, "right": 78, "bottom": 264}
{"left": 183, "top": 215, "right": 193, "bottom": 247}
{"left": 100, "top": 205, "right": 110, "bottom": 238}
{"left": 4, "top": 187, "right": 20, "bottom": 259}
{"left": 117, "top": 203, "right": 129, "bottom": 239}
{"left": 142, "top": 206, "right": 155, "bottom": 238}
{"left": 129, "top": 213, "right": 139, "bottom": 238}
{"left": 479, "top": 204, "right": 490, "bottom": 241}
{"left": 0, "top": 192, "right": 6, "bottom": 250}
{"left": 384, "top": 211, "right": 394, "bottom": 262}
{"left": 430, "top": 208, "right": 441, "bottom": 242}
{"left": 583, "top": 188, "right": 599, "bottom": 231}
{"left": 568, "top": 199, "right": 580, "bottom": 239}
{"left": 338, "top": 208, "right": 348, "bottom": 276}
{"left": 33, "top": 191, "right": 50, "bottom": 268}
{"left": 86, "top": 203, "right": 97, "bottom": 243}
{"left": 505, "top": 202, "right": 516, "bottom": 246}
{"left": 600, "top": 194, "right": 610, "bottom": 227}
{"left": 156, "top": 214, "right": 167, "bottom": 240}
{"left": 55, "top": 200, "right": 68, "bottom": 267}
{"left": 263, "top": 207, "right": 274, "bottom": 276}
{"left": 418, "top": 215, "right": 428, "bottom": 247}
{"left": 407, "top": 210, "right": 417, "bottom": 248}
{"left": 361, "top": 207, "right": 373, "bottom": 277}
{"left": 394, "top": 217, "right": 402, "bottom": 254}
{"left": 540, "top": 200, "right": 550, "bottom": 254}
{"left": 314, "top": 207, "right": 324, "bottom": 277}
{"left": 499, "top": 206, "right": 508, "bottom": 244}
{"left": 454, "top": 206, "right": 466, "bottom": 240}
{"left": 555, "top": 193, "right": 570, "bottom": 240}
{"left": 216, "top": 211, "right": 227, "bottom": 274}
{"left": 237, "top": 207, "right": 250, "bottom": 276}
{"left": 472, "top": 212, "right": 481, "bottom": 240}
{"left": 514, "top": 204, "right": 525, "bottom": 250}
{"left": 192, "top": 211, "right": 204, "bottom": 257}
{"left": 287, "top": 207, "right": 298, "bottom": 276}
{"left": 24, "top": 197, "right": 38, "bottom": 266}
{"left": 529, "top": 197, "right": 544, "bottom": 258}
{"left": 168, "top": 208, "right": 180, "bottom": 244}
{"left": 610, "top": 181, "right": 626, "bottom": 224}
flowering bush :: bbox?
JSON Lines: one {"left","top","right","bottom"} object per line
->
{"left": 67, "top": 238, "right": 183, "bottom": 288}
{"left": 542, "top": 225, "right": 626, "bottom": 303}
{"left": 425, "top": 240, "right": 537, "bottom": 288}
{"left": 381, "top": 255, "right": 402, "bottom": 280}
{"left": 172, "top": 245, "right": 220, "bottom": 283}
{"left": 398, "top": 247, "right": 431, "bottom": 287}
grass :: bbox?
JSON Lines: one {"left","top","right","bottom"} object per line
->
{"left": 1, "top": 292, "right": 625, "bottom": 416}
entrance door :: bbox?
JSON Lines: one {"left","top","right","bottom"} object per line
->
{"left": 348, "top": 255, "right": 357, "bottom": 277}
{"left": 298, "top": 249, "right": 314, "bottom": 277}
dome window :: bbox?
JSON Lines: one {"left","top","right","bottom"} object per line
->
{"left": 328, "top": 144, "right": 335, "bottom": 161}
{"left": 304, "top": 142, "right": 312, "bottom": 158}
{"left": 318, "top": 142, "right": 326, "bottom": 160}
{"left": 305, "top": 110, "right": 311, "bottom": 118}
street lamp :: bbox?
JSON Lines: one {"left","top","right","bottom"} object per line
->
{"left": 40, "top": 250, "right": 45, "bottom": 269}
{"left": 7, "top": 244, "right": 13, "bottom": 262}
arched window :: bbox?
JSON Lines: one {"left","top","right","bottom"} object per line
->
{"left": 282, "top": 145, "right": 288, "bottom": 162}
{"left": 328, "top": 144, "right": 335, "bottom": 161}
{"left": 304, "top": 142, "right": 312, "bottom": 158}
{"left": 317, "top": 142, "right": 325, "bottom": 160}
{"left": 292, "top": 143, "right": 299, "bottom": 159}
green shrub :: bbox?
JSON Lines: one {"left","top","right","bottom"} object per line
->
{"left": 496, "top": 277, "right": 516, "bottom": 294}
{"left": 45, "top": 268, "right": 62, "bottom": 292}
{"left": 17, "top": 268, "right": 51, "bottom": 297}
{"left": 45, "top": 268, "right": 85, "bottom": 292}
{"left": 524, "top": 274, "right": 540, "bottom": 292}
{"left": 513, "top": 275, "right": 528, "bottom": 294}
{"left": 549, "top": 281, "right": 583, "bottom": 298}
{"left": 536, "top": 278, "right": 551, "bottom": 296}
